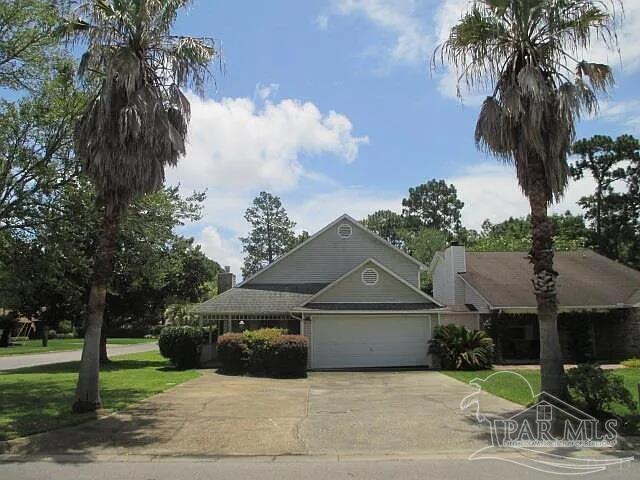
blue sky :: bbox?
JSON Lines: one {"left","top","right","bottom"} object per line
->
{"left": 165, "top": 0, "right": 640, "bottom": 274}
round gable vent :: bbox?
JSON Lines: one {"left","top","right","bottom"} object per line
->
{"left": 361, "top": 267, "right": 379, "bottom": 286}
{"left": 337, "top": 223, "right": 353, "bottom": 238}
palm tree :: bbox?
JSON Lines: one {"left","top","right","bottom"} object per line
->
{"left": 67, "top": 0, "right": 218, "bottom": 412}
{"left": 438, "top": 0, "right": 619, "bottom": 399}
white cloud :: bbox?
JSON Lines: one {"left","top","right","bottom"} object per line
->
{"left": 288, "top": 187, "right": 402, "bottom": 233}
{"left": 197, "top": 226, "right": 243, "bottom": 274}
{"left": 449, "top": 163, "right": 595, "bottom": 230}
{"left": 169, "top": 93, "right": 368, "bottom": 193}
{"left": 328, "top": 0, "right": 640, "bottom": 102}
{"left": 330, "top": 0, "right": 432, "bottom": 65}
{"left": 166, "top": 93, "right": 369, "bottom": 275}
{"left": 597, "top": 99, "right": 640, "bottom": 133}
{"left": 315, "top": 14, "right": 329, "bottom": 30}
{"left": 255, "top": 82, "right": 279, "bottom": 102}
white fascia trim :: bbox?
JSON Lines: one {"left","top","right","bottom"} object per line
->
{"left": 301, "top": 257, "right": 442, "bottom": 307}
{"left": 238, "top": 213, "right": 424, "bottom": 287}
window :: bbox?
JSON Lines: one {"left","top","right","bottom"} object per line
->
{"left": 337, "top": 223, "right": 352, "bottom": 238}
{"left": 361, "top": 267, "right": 379, "bottom": 286}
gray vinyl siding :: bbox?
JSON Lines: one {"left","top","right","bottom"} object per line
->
{"left": 310, "top": 261, "right": 428, "bottom": 304}
{"left": 462, "top": 279, "right": 491, "bottom": 313}
{"left": 433, "top": 260, "right": 454, "bottom": 305}
{"left": 246, "top": 218, "right": 420, "bottom": 287}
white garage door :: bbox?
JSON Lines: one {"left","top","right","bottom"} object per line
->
{"left": 311, "top": 315, "right": 431, "bottom": 369}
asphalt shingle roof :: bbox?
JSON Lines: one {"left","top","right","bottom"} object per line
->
{"left": 461, "top": 250, "right": 640, "bottom": 309}
{"left": 193, "top": 285, "right": 318, "bottom": 314}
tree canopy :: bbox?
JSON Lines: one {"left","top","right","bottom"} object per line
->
{"left": 240, "top": 191, "right": 296, "bottom": 278}
{"left": 571, "top": 134, "right": 640, "bottom": 267}
{"left": 402, "top": 179, "right": 464, "bottom": 235}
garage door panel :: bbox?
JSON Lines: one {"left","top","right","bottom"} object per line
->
{"left": 312, "top": 315, "right": 431, "bottom": 369}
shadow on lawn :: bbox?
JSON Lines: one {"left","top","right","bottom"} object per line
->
{"left": 0, "top": 358, "right": 187, "bottom": 460}
{"left": 0, "top": 401, "right": 169, "bottom": 462}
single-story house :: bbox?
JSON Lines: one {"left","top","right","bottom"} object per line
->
{"left": 430, "top": 246, "right": 640, "bottom": 362}
{"left": 194, "top": 214, "right": 477, "bottom": 369}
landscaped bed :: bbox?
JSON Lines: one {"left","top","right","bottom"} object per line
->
{"left": 0, "top": 351, "right": 200, "bottom": 441}
{"left": 0, "top": 337, "right": 156, "bottom": 356}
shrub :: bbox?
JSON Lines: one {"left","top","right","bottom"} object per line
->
{"left": 217, "top": 333, "right": 249, "bottom": 372}
{"left": 159, "top": 326, "right": 203, "bottom": 369}
{"left": 47, "top": 330, "right": 57, "bottom": 339}
{"left": 57, "top": 320, "right": 74, "bottom": 334}
{"left": 270, "top": 335, "right": 308, "bottom": 377}
{"left": 429, "top": 324, "right": 494, "bottom": 370}
{"left": 567, "top": 364, "right": 636, "bottom": 418}
{"left": 621, "top": 358, "right": 640, "bottom": 368}
{"left": 243, "top": 328, "right": 285, "bottom": 374}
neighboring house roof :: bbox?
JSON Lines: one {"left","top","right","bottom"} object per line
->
{"left": 238, "top": 213, "right": 425, "bottom": 287}
{"left": 194, "top": 286, "right": 316, "bottom": 314}
{"left": 461, "top": 250, "right": 640, "bottom": 309}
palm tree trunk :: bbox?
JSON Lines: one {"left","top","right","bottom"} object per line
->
{"left": 72, "top": 208, "right": 121, "bottom": 413}
{"left": 528, "top": 161, "right": 567, "bottom": 401}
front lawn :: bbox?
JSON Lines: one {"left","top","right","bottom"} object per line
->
{"left": 0, "top": 337, "right": 156, "bottom": 356}
{"left": 443, "top": 368, "right": 640, "bottom": 407}
{"left": 0, "top": 351, "right": 200, "bottom": 441}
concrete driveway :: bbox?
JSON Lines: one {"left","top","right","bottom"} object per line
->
{"left": 1, "top": 370, "right": 519, "bottom": 458}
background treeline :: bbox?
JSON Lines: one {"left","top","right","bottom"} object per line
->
{"left": 0, "top": 1, "right": 220, "bottom": 345}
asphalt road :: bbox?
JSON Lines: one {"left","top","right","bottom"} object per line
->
{"left": 0, "top": 343, "right": 158, "bottom": 371}
{"left": 1, "top": 456, "right": 639, "bottom": 480}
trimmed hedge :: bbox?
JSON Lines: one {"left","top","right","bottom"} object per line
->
{"left": 217, "top": 333, "right": 249, "bottom": 372}
{"left": 159, "top": 326, "right": 204, "bottom": 369}
{"left": 217, "top": 329, "right": 307, "bottom": 377}
{"left": 271, "top": 335, "right": 308, "bottom": 377}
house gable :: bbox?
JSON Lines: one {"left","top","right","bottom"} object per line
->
{"left": 241, "top": 214, "right": 423, "bottom": 288}
{"left": 302, "top": 259, "right": 439, "bottom": 306}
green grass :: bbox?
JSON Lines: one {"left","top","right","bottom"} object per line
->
{"left": 443, "top": 369, "right": 542, "bottom": 405}
{"left": 443, "top": 368, "right": 640, "bottom": 407}
{"left": 0, "top": 351, "right": 200, "bottom": 441}
{"left": 0, "top": 337, "right": 156, "bottom": 356}
{"left": 621, "top": 358, "right": 640, "bottom": 368}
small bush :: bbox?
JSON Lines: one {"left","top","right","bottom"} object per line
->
{"left": 567, "top": 364, "right": 636, "bottom": 418}
{"left": 217, "top": 329, "right": 307, "bottom": 377}
{"left": 47, "top": 330, "right": 57, "bottom": 339}
{"left": 243, "top": 328, "right": 285, "bottom": 374}
{"left": 270, "top": 335, "right": 308, "bottom": 377}
{"left": 57, "top": 320, "right": 73, "bottom": 334}
{"left": 621, "top": 358, "right": 640, "bottom": 368}
{"left": 217, "top": 333, "right": 249, "bottom": 372}
{"left": 429, "top": 324, "right": 494, "bottom": 370}
{"left": 159, "top": 326, "right": 203, "bottom": 369}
